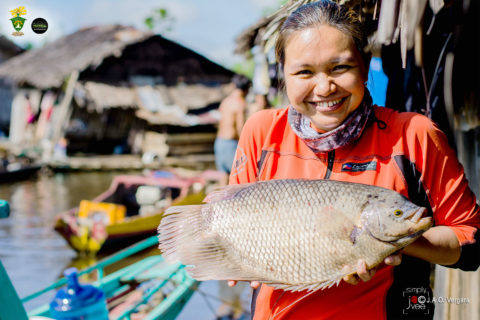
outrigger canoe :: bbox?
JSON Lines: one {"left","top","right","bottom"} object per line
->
{"left": 0, "top": 235, "right": 198, "bottom": 320}
{"left": 54, "top": 170, "right": 217, "bottom": 255}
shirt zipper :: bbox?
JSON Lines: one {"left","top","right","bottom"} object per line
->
{"left": 324, "top": 150, "right": 335, "bottom": 179}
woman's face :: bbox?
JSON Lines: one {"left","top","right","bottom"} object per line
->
{"left": 284, "top": 25, "right": 367, "bottom": 132}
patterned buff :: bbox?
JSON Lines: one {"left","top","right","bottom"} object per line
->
{"left": 288, "top": 90, "right": 374, "bottom": 153}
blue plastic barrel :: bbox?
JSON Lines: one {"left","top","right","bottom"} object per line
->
{"left": 49, "top": 268, "right": 109, "bottom": 320}
{"left": 0, "top": 200, "right": 9, "bottom": 218}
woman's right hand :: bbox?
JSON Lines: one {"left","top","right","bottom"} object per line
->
{"left": 228, "top": 280, "right": 261, "bottom": 289}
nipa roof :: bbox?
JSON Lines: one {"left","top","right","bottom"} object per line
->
{"left": 0, "top": 25, "right": 151, "bottom": 89}
{"left": 235, "top": 0, "right": 446, "bottom": 67}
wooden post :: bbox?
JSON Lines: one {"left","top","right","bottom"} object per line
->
{"left": 47, "top": 70, "right": 79, "bottom": 162}
{"left": 434, "top": 267, "right": 479, "bottom": 320}
{"left": 434, "top": 128, "right": 480, "bottom": 320}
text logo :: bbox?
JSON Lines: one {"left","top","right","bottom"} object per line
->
{"left": 9, "top": 6, "right": 27, "bottom": 37}
{"left": 32, "top": 18, "right": 48, "bottom": 34}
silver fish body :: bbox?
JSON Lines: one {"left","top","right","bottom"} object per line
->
{"left": 158, "top": 179, "right": 432, "bottom": 292}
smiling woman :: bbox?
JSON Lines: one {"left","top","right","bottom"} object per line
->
{"left": 227, "top": 1, "right": 480, "bottom": 319}
{"left": 283, "top": 25, "right": 366, "bottom": 132}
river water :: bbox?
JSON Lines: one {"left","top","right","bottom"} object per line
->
{"left": 0, "top": 170, "right": 250, "bottom": 319}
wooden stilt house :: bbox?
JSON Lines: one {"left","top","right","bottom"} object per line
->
{"left": 0, "top": 25, "right": 234, "bottom": 168}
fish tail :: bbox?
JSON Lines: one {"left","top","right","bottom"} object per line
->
{"left": 158, "top": 205, "right": 205, "bottom": 265}
{"left": 158, "top": 204, "right": 256, "bottom": 282}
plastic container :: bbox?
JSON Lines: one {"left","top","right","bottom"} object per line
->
{"left": 49, "top": 268, "right": 109, "bottom": 320}
{"left": 0, "top": 200, "right": 10, "bottom": 218}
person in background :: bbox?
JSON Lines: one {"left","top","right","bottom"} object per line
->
{"left": 214, "top": 74, "right": 251, "bottom": 186}
{"left": 247, "top": 93, "right": 271, "bottom": 119}
{"left": 214, "top": 74, "right": 251, "bottom": 320}
{"left": 228, "top": 1, "right": 480, "bottom": 319}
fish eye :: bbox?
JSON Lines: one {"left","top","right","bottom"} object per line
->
{"left": 394, "top": 209, "right": 403, "bottom": 217}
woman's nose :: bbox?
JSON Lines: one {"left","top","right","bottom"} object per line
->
{"left": 313, "top": 74, "right": 336, "bottom": 96}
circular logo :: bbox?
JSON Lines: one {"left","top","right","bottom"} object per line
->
{"left": 31, "top": 18, "right": 48, "bottom": 34}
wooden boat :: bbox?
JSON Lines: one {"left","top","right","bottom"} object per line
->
{"left": 0, "top": 235, "right": 198, "bottom": 320}
{"left": 54, "top": 170, "right": 216, "bottom": 255}
{"left": 0, "top": 163, "right": 42, "bottom": 183}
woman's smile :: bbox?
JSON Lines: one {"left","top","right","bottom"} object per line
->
{"left": 284, "top": 25, "right": 367, "bottom": 131}
{"left": 310, "top": 97, "right": 348, "bottom": 113}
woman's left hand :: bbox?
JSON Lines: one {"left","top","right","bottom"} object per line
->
{"left": 343, "top": 252, "right": 402, "bottom": 285}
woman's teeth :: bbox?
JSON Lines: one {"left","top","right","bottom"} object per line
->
{"left": 314, "top": 98, "right": 342, "bottom": 108}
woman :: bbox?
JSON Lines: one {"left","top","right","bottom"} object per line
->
{"left": 228, "top": 1, "right": 480, "bottom": 319}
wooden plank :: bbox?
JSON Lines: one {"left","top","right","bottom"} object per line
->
{"left": 167, "top": 144, "right": 213, "bottom": 156}
{"left": 163, "top": 132, "right": 216, "bottom": 145}
{"left": 434, "top": 267, "right": 479, "bottom": 320}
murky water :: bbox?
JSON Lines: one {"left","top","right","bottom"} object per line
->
{"left": 0, "top": 170, "right": 251, "bottom": 318}
{"left": 0, "top": 171, "right": 131, "bottom": 310}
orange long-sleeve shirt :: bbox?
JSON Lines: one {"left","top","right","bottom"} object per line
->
{"left": 229, "top": 106, "right": 480, "bottom": 319}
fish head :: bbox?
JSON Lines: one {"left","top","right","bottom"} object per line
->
{"left": 362, "top": 191, "right": 433, "bottom": 247}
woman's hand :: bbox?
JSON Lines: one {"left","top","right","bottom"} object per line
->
{"left": 228, "top": 280, "right": 261, "bottom": 289}
{"left": 343, "top": 252, "right": 402, "bottom": 285}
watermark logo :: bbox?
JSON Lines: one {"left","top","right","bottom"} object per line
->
{"left": 9, "top": 6, "right": 27, "bottom": 37}
{"left": 402, "top": 287, "right": 470, "bottom": 315}
{"left": 403, "top": 287, "right": 432, "bottom": 315}
{"left": 31, "top": 17, "right": 48, "bottom": 34}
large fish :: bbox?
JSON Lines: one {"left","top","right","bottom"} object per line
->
{"left": 158, "top": 179, "right": 432, "bottom": 292}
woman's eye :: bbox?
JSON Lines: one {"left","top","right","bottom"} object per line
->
{"left": 332, "top": 65, "right": 351, "bottom": 72}
{"left": 294, "top": 69, "right": 313, "bottom": 75}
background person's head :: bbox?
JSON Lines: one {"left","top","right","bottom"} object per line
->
{"left": 275, "top": 0, "right": 370, "bottom": 132}
{"left": 232, "top": 74, "right": 252, "bottom": 95}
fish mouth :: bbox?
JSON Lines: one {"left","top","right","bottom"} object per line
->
{"left": 409, "top": 207, "right": 427, "bottom": 223}
{"left": 366, "top": 207, "right": 433, "bottom": 245}
{"left": 405, "top": 208, "right": 432, "bottom": 236}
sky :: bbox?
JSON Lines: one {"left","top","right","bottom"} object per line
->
{"left": 0, "top": 0, "right": 280, "bottom": 69}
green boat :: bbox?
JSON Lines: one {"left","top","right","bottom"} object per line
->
{"left": 0, "top": 200, "right": 197, "bottom": 320}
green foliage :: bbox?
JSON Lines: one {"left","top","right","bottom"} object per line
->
{"left": 262, "top": 0, "right": 288, "bottom": 16}
{"left": 144, "top": 7, "right": 175, "bottom": 34}
{"left": 22, "top": 42, "right": 34, "bottom": 50}
{"left": 231, "top": 58, "right": 255, "bottom": 79}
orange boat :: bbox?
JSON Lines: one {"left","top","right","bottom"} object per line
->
{"left": 54, "top": 170, "right": 219, "bottom": 255}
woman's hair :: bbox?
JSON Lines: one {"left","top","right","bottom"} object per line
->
{"left": 275, "top": 0, "right": 370, "bottom": 71}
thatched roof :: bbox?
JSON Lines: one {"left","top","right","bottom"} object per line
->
{"left": 0, "top": 25, "right": 151, "bottom": 89}
{"left": 235, "top": 0, "right": 377, "bottom": 55}
{"left": 167, "top": 83, "right": 230, "bottom": 110}
{"left": 0, "top": 35, "right": 23, "bottom": 62}
{"left": 0, "top": 24, "right": 233, "bottom": 90}
{"left": 234, "top": 17, "right": 271, "bottom": 57}
{"left": 75, "top": 81, "right": 229, "bottom": 112}
{"left": 73, "top": 80, "right": 229, "bottom": 126}
{"left": 75, "top": 82, "right": 138, "bottom": 112}
{"left": 235, "top": 0, "right": 445, "bottom": 66}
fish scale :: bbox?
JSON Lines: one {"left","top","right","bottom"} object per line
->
{"left": 158, "top": 179, "right": 432, "bottom": 292}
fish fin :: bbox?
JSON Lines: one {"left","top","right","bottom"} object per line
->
{"left": 158, "top": 205, "right": 205, "bottom": 264}
{"left": 270, "top": 287, "right": 318, "bottom": 320}
{"left": 158, "top": 204, "right": 257, "bottom": 281}
{"left": 267, "top": 278, "right": 342, "bottom": 293}
{"left": 203, "top": 182, "right": 257, "bottom": 203}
